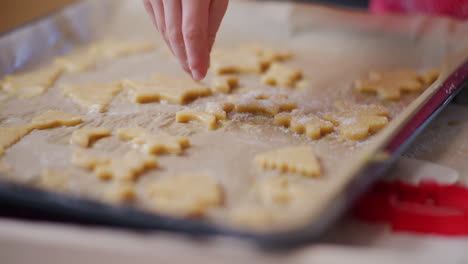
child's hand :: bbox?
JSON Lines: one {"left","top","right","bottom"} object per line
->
{"left": 143, "top": 0, "right": 229, "bottom": 80}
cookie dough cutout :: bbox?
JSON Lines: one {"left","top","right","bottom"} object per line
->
{"left": 70, "top": 127, "right": 111, "bottom": 147}
{"left": 256, "top": 176, "right": 306, "bottom": 205}
{"left": 241, "top": 43, "right": 293, "bottom": 68}
{"left": 123, "top": 74, "right": 211, "bottom": 104}
{"left": 0, "top": 125, "right": 33, "bottom": 157}
{"left": 421, "top": 68, "right": 441, "bottom": 85}
{"left": 38, "top": 168, "right": 70, "bottom": 192}
{"left": 355, "top": 69, "right": 423, "bottom": 100}
{"left": 211, "top": 75, "right": 239, "bottom": 93}
{"left": 61, "top": 82, "right": 123, "bottom": 113}
{"left": 0, "top": 65, "right": 63, "bottom": 98}
{"left": 261, "top": 63, "right": 302, "bottom": 88}
{"left": 205, "top": 102, "right": 235, "bottom": 120}
{"left": 31, "top": 110, "right": 82, "bottom": 130}
{"left": 211, "top": 49, "right": 263, "bottom": 74}
{"left": 255, "top": 146, "right": 321, "bottom": 177}
{"left": 176, "top": 110, "right": 218, "bottom": 130}
{"left": 230, "top": 206, "right": 274, "bottom": 230}
{"left": 235, "top": 92, "right": 297, "bottom": 117}
{"left": 91, "top": 39, "right": 156, "bottom": 58}
{"left": 323, "top": 103, "right": 390, "bottom": 141}
{"left": 102, "top": 182, "right": 136, "bottom": 203}
{"left": 275, "top": 112, "right": 334, "bottom": 139}
{"left": 147, "top": 172, "right": 223, "bottom": 217}
{"left": 117, "top": 127, "right": 189, "bottom": 155}
{"left": 72, "top": 150, "right": 158, "bottom": 181}
{"left": 54, "top": 49, "right": 98, "bottom": 73}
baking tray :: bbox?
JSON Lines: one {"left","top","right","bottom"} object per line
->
{"left": 0, "top": 0, "right": 467, "bottom": 248}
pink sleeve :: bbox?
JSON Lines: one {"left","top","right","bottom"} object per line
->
{"left": 370, "top": 0, "right": 468, "bottom": 20}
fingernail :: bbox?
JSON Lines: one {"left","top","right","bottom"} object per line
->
{"left": 192, "top": 70, "right": 203, "bottom": 81}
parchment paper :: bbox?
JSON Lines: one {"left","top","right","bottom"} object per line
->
{"left": 0, "top": 0, "right": 467, "bottom": 232}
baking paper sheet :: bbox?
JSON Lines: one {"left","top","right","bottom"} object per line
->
{"left": 0, "top": 0, "right": 467, "bottom": 232}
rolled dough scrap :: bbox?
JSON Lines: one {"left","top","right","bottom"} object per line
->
{"left": 421, "top": 68, "right": 441, "bottom": 85}
{"left": 101, "top": 182, "right": 136, "bottom": 203}
{"left": 90, "top": 39, "right": 156, "bottom": 58}
{"left": 355, "top": 69, "right": 423, "bottom": 100}
{"left": 257, "top": 176, "right": 306, "bottom": 205}
{"left": 211, "top": 49, "right": 263, "bottom": 74}
{"left": 275, "top": 111, "right": 334, "bottom": 139}
{"left": 38, "top": 168, "right": 69, "bottom": 192}
{"left": 235, "top": 91, "right": 297, "bottom": 117}
{"left": 31, "top": 110, "right": 83, "bottom": 130}
{"left": 176, "top": 110, "right": 218, "bottom": 130}
{"left": 230, "top": 206, "right": 274, "bottom": 230}
{"left": 72, "top": 150, "right": 158, "bottom": 181}
{"left": 0, "top": 65, "right": 63, "bottom": 98}
{"left": 323, "top": 102, "right": 390, "bottom": 141}
{"left": 61, "top": 82, "right": 123, "bottom": 113}
{"left": 117, "top": 127, "right": 190, "bottom": 155}
{"left": 0, "top": 125, "right": 33, "bottom": 157}
{"left": 54, "top": 49, "right": 97, "bottom": 73}
{"left": 211, "top": 75, "right": 239, "bottom": 93}
{"left": 261, "top": 63, "right": 302, "bottom": 88}
{"left": 147, "top": 172, "right": 223, "bottom": 217}
{"left": 240, "top": 43, "right": 293, "bottom": 68}
{"left": 122, "top": 74, "right": 212, "bottom": 104}
{"left": 255, "top": 146, "right": 321, "bottom": 177}
{"left": 205, "top": 102, "right": 235, "bottom": 120}
{"left": 70, "top": 127, "right": 112, "bottom": 147}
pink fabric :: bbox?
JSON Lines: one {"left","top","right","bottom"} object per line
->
{"left": 370, "top": 0, "right": 468, "bottom": 20}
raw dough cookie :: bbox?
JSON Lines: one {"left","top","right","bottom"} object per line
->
{"left": 61, "top": 82, "right": 123, "bottom": 113}
{"left": 54, "top": 49, "right": 97, "bottom": 73}
{"left": 255, "top": 146, "right": 321, "bottom": 177}
{"left": 211, "top": 49, "right": 264, "bottom": 74}
{"left": 90, "top": 39, "right": 156, "bottom": 58}
{"left": 275, "top": 111, "right": 334, "bottom": 139}
{"left": 176, "top": 110, "right": 218, "bottom": 130}
{"left": 0, "top": 65, "right": 63, "bottom": 98}
{"left": 205, "top": 102, "right": 235, "bottom": 120}
{"left": 261, "top": 63, "right": 302, "bottom": 88}
{"left": 0, "top": 125, "right": 33, "bottom": 156}
{"left": 31, "top": 110, "right": 83, "bottom": 130}
{"left": 38, "top": 168, "right": 70, "bottom": 192}
{"left": 235, "top": 91, "right": 297, "bottom": 117}
{"left": 117, "top": 127, "right": 190, "bottom": 155}
{"left": 211, "top": 75, "right": 239, "bottom": 93}
{"left": 355, "top": 69, "right": 423, "bottom": 100}
{"left": 147, "top": 172, "right": 223, "bottom": 217}
{"left": 240, "top": 43, "right": 292, "bottom": 68}
{"left": 123, "top": 74, "right": 212, "bottom": 104}
{"left": 101, "top": 182, "right": 136, "bottom": 203}
{"left": 421, "top": 68, "right": 441, "bottom": 85}
{"left": 256, "top": 176, "right": 306, "bottom": 205}
{"left": 72, "top": 150, "right": 158, "bottom": 181}
{"left": 230, "top": 206, "right": 274, "bottom": 230}
{"left": 323, "top": 102, "right": 390, "bottom": 140}
{"left": 70, "top": 127, "right": 112, "bottom": 147}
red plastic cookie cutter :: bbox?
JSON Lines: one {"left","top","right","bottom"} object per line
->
{"left": 353, "top": 180, "right": 468, "bottom": 235}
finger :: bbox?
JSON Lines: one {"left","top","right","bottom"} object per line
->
{"left": 207, "top": 0, "right": 229, "bottom": 52}
{"left": 181, "top": 0, "right": 210, "bottom": 81}
{"left": 149, "top": 0, "right": 173, "bottom": 54}
{"left": 162, "top": 0, "right": 191, "bottom": 74}
{"left": 142, "top": 0, "right": 157, "bottom": 28}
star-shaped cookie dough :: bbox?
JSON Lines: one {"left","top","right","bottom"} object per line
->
{"left": 61, "top": 82, "right": 123, "bottom": 112}
{"left": 122, "top": 74, "right": 212, "bottom": 104}
{"left": 261, "top": 63, "right": 302, "bottom": 88}
{"left": 70, "top": 127, "right": 112, "bottom": 147}
{"left": 275, "top": 111, "right": 334, "bottom": 139}
{"left": 355, "top": 69, "right": 423, "bottom": 100}
{"left": 30, "top": 110, "right": 83, "bottom": 130}
{"left": 117, "top": 127, "right": 190, "bottom": 154}
{"left": 235, "top": 91, "right": 297, "bottom": 117}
